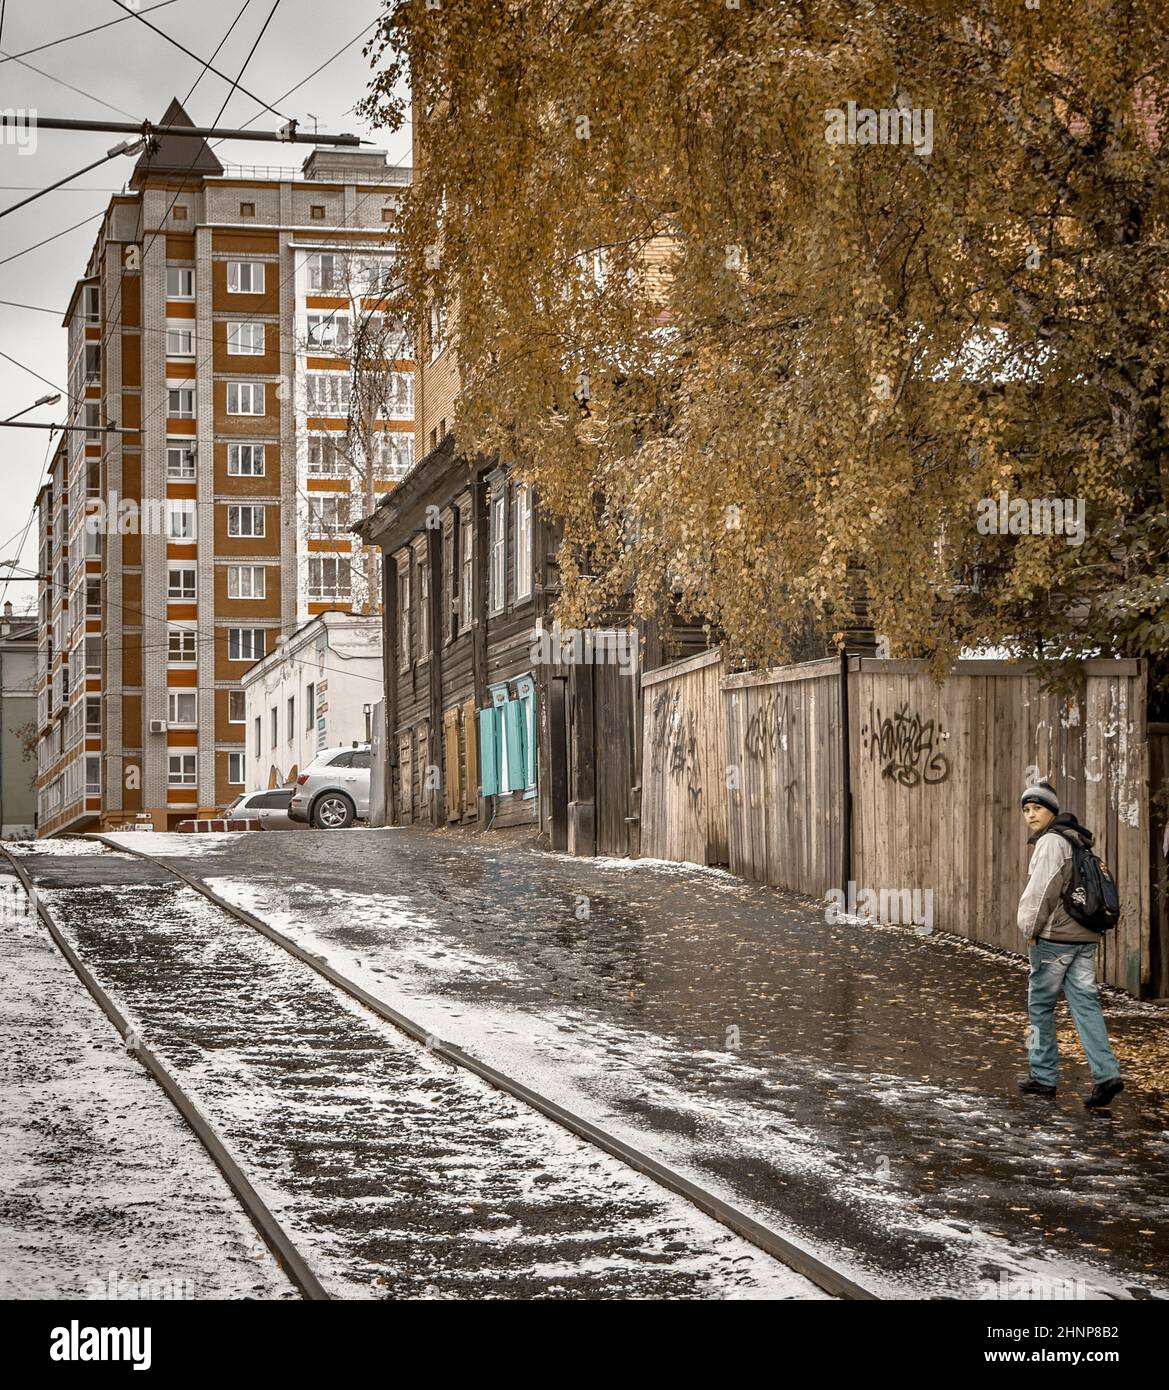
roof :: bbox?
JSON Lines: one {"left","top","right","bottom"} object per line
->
{"left": 132, "top": 98, "right": 224, "bottom": 186}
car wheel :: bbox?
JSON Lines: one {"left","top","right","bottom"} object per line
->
{"left": 311, "top": 793, "right": 354, "bottom": 829}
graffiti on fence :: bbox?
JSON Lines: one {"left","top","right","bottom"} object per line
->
{"left": 864, "top": 701, "right": 951, "bottom": 786}
{"left": 650, "top": 686, "right": 704, "bottom": 825}
{"left": 744, "top": 691, "right": 791, "bottom": 762}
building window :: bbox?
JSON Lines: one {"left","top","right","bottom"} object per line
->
{"left": 227, "top": 261, "right": 264, "bottom": 293}
{"left": 168, "top": 566, "right": 196, "bottom": 599}
{"left": 227, "top": 443, "right": 264, "bottom": 476}
{"left": 229, "top": 628, "right": 266, "bottom": 662}
{"left": 306, "top": 494, "right": 348, "bottom": 536}
{"left": 228, "top": 564, "right": 266, "bottom": 598}
{"left": 381, "top": 205, "right": 395, "bottom": 223}
{"left": 514, "top": 481, "right": 533, "bottom": 600}
{"left": 83, "top": 284, "right": 100, "bottom": 322}
{"left": 166, "top": 440, "right": 196, "bottom": 479}
{"left": 228, "top": 690, "right": 245, "bottom": 723}
{"left": 168, "top": 753, "right": 196, "bottom": 785}
{"left": 86, "top": 755, "right": 101, "bottom": 795}
{"left": 460, "top": 503, "right": 473, "bottom": 629}
{"left": 373, "top": 431, "right": 413, "bottom": 480}
{"left": 307, "top": 434, "right": 346, "bottom": 476}
{"left": 240, "top": 202, "right": 255, "bottom": 218}
{"left": 166, "top": 325, "right": 195, "bottom": 357}
{"left": 310, "top": 204, "right": 326, "bottom": 220}
{"left": 167, "top": 500, "right": 196, "bottom": 540}
{"left": 84, "top": 402, "right": 101, "bottom": 440}
{"left": 414, "top": 541, "right": 429, "bottom": 656}
{"left": 306, "top": 252, "right": 345, "bottom": 292}
{"left": 226, "top": 321, "right": 265, "bottom": 355}
{"left": 287, "top": 696, "right": 295, "bottom": 741}
{"left": 254, "top": 715, "right": 261, "bottom": 756}
{"left": 167, "top": 691, "right": 197, "bottom": 725}
{"left": 228, "top": 752, "right": 245, "bottom": 784}
{"left": 488, "top": 481, "right": 506, "bottom": 614}
{"left": 85, "top": 634, "right": 101, "bottom": 673}
{"left": 167, "top": 387, "right": 195, "bottom": 419}
{"left": 305, "top": 373, "right": 351, "bottom": 415}
{"left": 86, "top": 697, "right": 101, "bottom": 734}
{"left": 166, "top": 267, "right": 194, "bottom": 298}
{"left": 270, "top": 706, "right": 277, "bottom": 748}
{"left": 397, "top": 558, "right": 411, "bottom": 670}
{"left": 227, "top": 381, "right": 265, "bottom": 415}
{"left": 305, "top": 683, "right": 315, "bottom": 729}
{"left": 307, "top": 555, "right": 351, "bottom": 599}
{"left": 227, "top": 505, "right": 265, "bottom": 538}
{"left": 428, "top": 301, "right": 446, "bottom": 362}
{"left": 306, "top": 313, "right": 351, "bottom": 352}
{"left": 172, "top": 206, "right": 188, "bottom": 222}
{"left": 86, "top": 578, "right": 101, "bottom": 615}
{"left": 168, "top": 626, "right": 196, "bottom": 662}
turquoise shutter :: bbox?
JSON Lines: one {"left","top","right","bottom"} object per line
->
{"left": 503, "top": 699, "right": 527, "bottom": 791}
{"left": 478, "top": 707, "right": 499, "bottom": 796}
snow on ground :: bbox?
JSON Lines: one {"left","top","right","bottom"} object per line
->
{"left": 31, "top": 873, "right": 822, "bottom": 1300}
{"left": 0, "top": 864, "right": 296, "bottom": 1300}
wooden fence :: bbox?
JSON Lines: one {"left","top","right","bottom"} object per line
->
{"left": 642, "top": 651, "right": 1156, "bottom": 995}
{"left": 641, "top": 649, "right": 727, "bottom": 865}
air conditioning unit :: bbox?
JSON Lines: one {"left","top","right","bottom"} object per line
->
{"left": 148, "top": 719, "right": 168, "bottom": 734}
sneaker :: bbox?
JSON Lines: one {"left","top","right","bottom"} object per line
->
{"left": 1017, "top": 1074, "right": 1057, "bottom": 1097}
{"left": 1084, "top": 1077, "right": 1124, "bottom": 1110}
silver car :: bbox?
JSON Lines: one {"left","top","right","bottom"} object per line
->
{"left": 224, "top": 788, "right": 297, "bottom": 827}
{"left": 289, "top": 745, "right": 372, "bottom": 829}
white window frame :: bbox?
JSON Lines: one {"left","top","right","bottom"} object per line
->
{"left": 226, "top": 320, "right": 265, "bottom": 356}
{"left": 227, "top": 443, "right": 265, "bottom": 476}
{"left": 227, "top": 381, "right": 265, "bottom": 415}
{"left": 414, "top": 540, "right": 430, "bottom": 655}
{"left": 514, "top": 481, "right": 533, "bottom": 601}
{"left": 166, "top": 324, "right": 195, "bottom": 357}
{"left": 168, "top": 753, "right": 196, "bottom": 786}
{"left": 228, "top": 564, "right": 266, "bottom": 599}
{"left": 227, "top": 505, "right": 265, "bottom": 538}
{"left": 168, "top": 625, "right": 197, "bottom": 663}
{"left": 228, "top": 628, "right": 266, "bottom": 662}
{"left": 166, "top": 267, "right": 194, "bottom": 299}
{"left": 227, "top": 261, "right": 265, "bottom": 294}
{"left": 228, "top": 690, "right": 246, "bottom": 723}
{"left": 166, "top": 499, "right": 196, "bottom": 541}
{"left": 306, "top": 313, "right": 351, "bottom": 352}
{"left": 227, "top": 751, "right": 246, "bottom": 784}
{"left": 166, "top": 439, "right": 196, "bottom": 479}
{"left": 167, "top": 566, "right": 196, "bottom": 600}
{"left": 167, "top": 387, "right": 195, "bottom": 419}
{"left": 307, "top": 433, "right": 346, "bottom": 476}
{"left": 167, "top": 690, "right": 197, "bottom": 726}
{"left": 488, "top": 480, "right": 507, "bottom": 614}
{"left": 307, "top": 555, "right": 352, "bottom": 599}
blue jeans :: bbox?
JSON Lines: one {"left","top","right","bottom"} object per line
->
{"left": 1027, "top": 940, "right": 1121, "bottom": 1086}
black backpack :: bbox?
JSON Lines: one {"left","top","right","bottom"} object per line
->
{"left": 1051, "top": 829, "right": 1120, "bottom": 933}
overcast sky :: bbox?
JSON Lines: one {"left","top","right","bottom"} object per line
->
{"left": 0, "top": 0, "right": 409, "bottom": 613}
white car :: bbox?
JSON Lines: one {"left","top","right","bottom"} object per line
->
{"left": 223, "top": 788, "right": 297, "bottom": 827}
{"left": 289, "top": 745, "right": 372, "bottom": 828}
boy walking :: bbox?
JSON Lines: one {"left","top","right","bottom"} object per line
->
{"left": 1016, "top": 781, "right": 1124, "bottom": 1109}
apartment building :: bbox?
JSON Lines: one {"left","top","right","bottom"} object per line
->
{"left": 35, "top": 100, "right": 413, "bottom": 834}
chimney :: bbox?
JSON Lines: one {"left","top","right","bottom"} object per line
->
{"left": 1, "top": 600, "right": 11, "bottom": 635}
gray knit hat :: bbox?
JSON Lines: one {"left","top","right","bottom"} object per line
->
{"left": 1020, "top": 781, "right": 1059, "bottom": 814}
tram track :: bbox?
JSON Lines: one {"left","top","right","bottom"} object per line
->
{"left": 4, "top": 835, "right": 876, "bottom": 1300}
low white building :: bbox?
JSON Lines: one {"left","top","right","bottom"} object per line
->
{"left": 241, "top": 612, "right": 382, "bottom": 793}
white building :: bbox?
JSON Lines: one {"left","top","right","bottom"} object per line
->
{"left": 241, "top": 611, "right": 382, "bottom": 793}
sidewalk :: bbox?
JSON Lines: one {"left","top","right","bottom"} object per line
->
{"left": 110, "top": 827, "right": 1169, "bottom": 1300}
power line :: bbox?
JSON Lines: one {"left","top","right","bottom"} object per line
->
{"left": 0, "top": 144, "right": 138, "bottom": 221}
{"left": 0, "top": 210, "right": 105, "bottom": 267}
{"left": 107, "top": 0, "right": 289, "bottom": 120}
{"left": 0, "top": 46, "right": 140, "bottom": 120}
{"left": 0, "top": 1, "right": 180, "bottom": 65}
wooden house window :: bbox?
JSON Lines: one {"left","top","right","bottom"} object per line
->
{"left": 514, "top": 481, "right": 533, "bottom": 600}
{"left": 488, "top": 478, "right": 506, "bottom": 614}
{"left": 413, "top": 539, "right": 429, "bottom": 658}
{"left": 397, "top": 555, "right": 411, "bottom": 670}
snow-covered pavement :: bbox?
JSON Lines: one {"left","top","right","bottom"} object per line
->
{"left": 0, "top": 856, "right": 295, "bottom": 1301}
{"left": 5, "top": 844, "right": 820, "bottom": 1300}
{"left": 108, "top": 827, "right": 1169, "bottom": 1301}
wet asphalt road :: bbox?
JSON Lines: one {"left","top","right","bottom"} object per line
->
{"left": 110, "top": 826, "right": 1169, "bottom": 1300}
{"left": 8, "top": 844, "right": 816, "bottom": 1300}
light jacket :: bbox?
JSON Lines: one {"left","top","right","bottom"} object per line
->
{"left": 1017, "top": 814, "right": 1101, "bottom": 944}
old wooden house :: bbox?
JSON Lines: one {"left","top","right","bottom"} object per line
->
{"left": 354, "top": 435, "right": 711, "bottom": 855}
